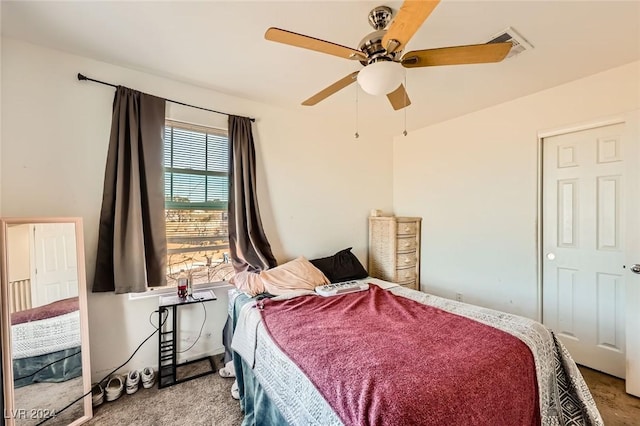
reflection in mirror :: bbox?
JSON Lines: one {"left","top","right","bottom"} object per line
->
{"left": 2, "top": 218, "right": 92, "bottom": 426}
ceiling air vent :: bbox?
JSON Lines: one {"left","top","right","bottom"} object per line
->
{"left": 486, "top": 26, "right": 533, "bottom": 59}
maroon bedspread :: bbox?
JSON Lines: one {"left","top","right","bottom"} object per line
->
{"left": 260, "top": 285, "right": 540, "bottom": 426}
{"left": 11, "top": 297, "right": 79, "bottom": 326}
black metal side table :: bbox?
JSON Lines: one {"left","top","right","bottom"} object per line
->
{"left": 157, "top": 290, "right": 217, "bottom": 388}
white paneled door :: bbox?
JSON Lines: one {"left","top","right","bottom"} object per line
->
{"left": 31, "top": 223, "right": 78, "bottom": 307}
{"left": 542, "top": 113, "right": 640, "bottom": 397}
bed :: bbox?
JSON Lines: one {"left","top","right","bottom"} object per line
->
{"left": 229, "top": 279, "right": 603, "bottom": 426}
{"left": 10, "top": 297, "right": 83, "bottom": 388}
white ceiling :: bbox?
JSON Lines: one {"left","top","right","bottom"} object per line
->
{"left": 2, "top": 1, "right": 639, "bottom": 131}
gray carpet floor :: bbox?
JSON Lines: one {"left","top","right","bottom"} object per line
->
{"left": 13, "top": 377, "right": 84, "bottom": 425}
{"left": 85, "top": 357, "right": 639, "bottom": 425}
{"left": 87, "top": 356, "right": 242, "bottom": 426}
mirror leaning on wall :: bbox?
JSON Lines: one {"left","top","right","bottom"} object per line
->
{"left": 1, "top": 217, "right": 92, "bottom": 425}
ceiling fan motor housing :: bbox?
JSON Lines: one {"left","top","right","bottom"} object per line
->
{"left": 358, "top": 30, "right": 400, "bottom": 65}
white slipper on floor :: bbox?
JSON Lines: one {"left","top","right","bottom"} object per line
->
{"left": 219, "top": 361, "right": 236, "bottom": 378}
{"left": 231, "top": 380, "right": 240, "bottom": 400}
{"left": 105, "top": 375, "right": 123, "bottom": 402}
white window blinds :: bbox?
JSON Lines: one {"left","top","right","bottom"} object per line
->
{"left": 164, "top": 120, "right": 232, "bottom": 284}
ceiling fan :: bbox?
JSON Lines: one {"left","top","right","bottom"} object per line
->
{"left": 265, "top": 0, "right": 512, "bottom": 110}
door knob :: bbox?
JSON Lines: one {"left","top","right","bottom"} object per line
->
{"left": 546, "top": 253, "right": 556, "bottom": 260}
{"left": 631, "top": 264, "right": 640, "bottom": 274}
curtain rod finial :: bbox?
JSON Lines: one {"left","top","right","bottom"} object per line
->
{"left": 77, "top": 73, "right": 87, "bottom": 81}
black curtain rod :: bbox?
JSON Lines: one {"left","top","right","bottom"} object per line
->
{"left": 77, "top": 73, "right": 256, "bottom": 122}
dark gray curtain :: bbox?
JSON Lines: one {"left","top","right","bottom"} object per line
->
{"left": 228, "top": 115, "right": 277, "bottom": 273}
{"left": 93, "top": 86, "right": 167, "bottom": 293}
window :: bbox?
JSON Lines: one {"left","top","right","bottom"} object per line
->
{"left": 164, "top": 120, "right": 234, "bottom": 287}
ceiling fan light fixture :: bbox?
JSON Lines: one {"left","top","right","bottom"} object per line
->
{"left": 357, "top": 61, "right": 404, "bottom": 96}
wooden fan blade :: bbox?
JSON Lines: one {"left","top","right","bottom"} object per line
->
{"left": 401, "top": 42, "right": 512, "bottom": 68}
{"left": 265, "top": 27, "right": 365, "bottom": 61}
{"left": 382, "top": 1, "right": 440, "bottom": 54}
{"left": 387, "top": 84, "right": 411, "bottom": 110}
{"left": 302, "top": 72, "right": 360, "bottom": 106}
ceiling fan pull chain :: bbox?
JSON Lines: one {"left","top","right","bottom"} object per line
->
{"left": 403, "top": 74, "right": 408, "bottom": 137}
{"left": 354, "top": 84, "right": 360, "bottom": 139}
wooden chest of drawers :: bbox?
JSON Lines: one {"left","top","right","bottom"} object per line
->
{"left": 368, "top": 216, "right": 421, "bottom": 291}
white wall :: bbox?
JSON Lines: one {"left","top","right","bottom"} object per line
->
{"left": 394, "top": 61, "right": 640, "bottom": 320}
{"left": 0, "top": 37, "right": 395, "bottom": 379}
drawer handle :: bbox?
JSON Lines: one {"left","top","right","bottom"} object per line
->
{"left": 403, "top": 241, "right": 410, "bottom": 247}
{"left": 404, "top": 258, "right": 411, "bottom": 264}
{"left": 404, "top": 226, "right": 411, "bottom": 232}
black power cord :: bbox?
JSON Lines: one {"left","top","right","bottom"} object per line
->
{"left": 35, "top": 308, "right": 169, "bottom": 425}
{"left": 177, "top": 296, "right": 207, "bottom": 354}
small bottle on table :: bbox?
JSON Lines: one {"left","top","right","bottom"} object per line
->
{"left": 177, "top": 269, "right": 188, "bottom": 299}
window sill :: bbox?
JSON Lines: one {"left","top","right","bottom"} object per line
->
{"left": 128, "top": 280, "right": 235, "bottom": 301}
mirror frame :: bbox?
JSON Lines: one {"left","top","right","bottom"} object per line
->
{"left": 1, "top": 217, "right": 92, "bottom": 425}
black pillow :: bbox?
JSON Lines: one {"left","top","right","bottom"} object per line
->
{"left": 310, "top": 248, "right": 368, "bottom": 283}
